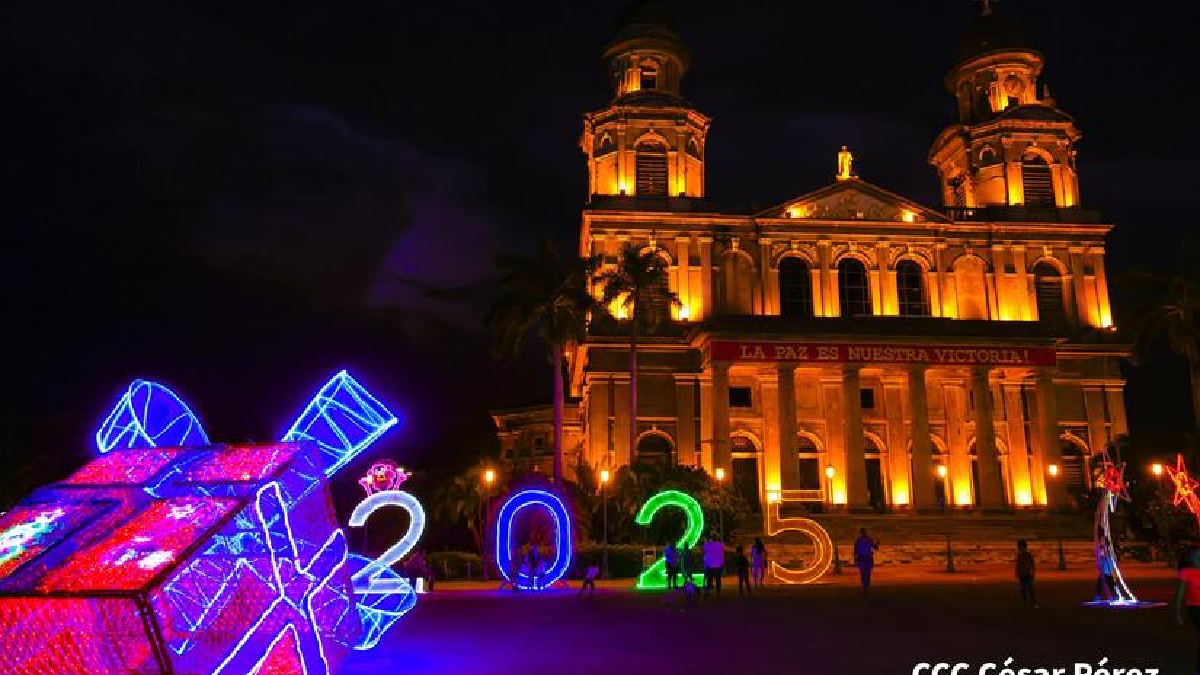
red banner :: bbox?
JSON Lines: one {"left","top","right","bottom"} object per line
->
{"left": 710, "top": 341, "right": 1056, "bottom": 367}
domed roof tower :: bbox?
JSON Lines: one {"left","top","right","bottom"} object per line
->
{"left": 929, "top": 2, "right": 1082, "bottom": 211}
{"left": 581, "top": 0, "right": 711, "bottom": 200}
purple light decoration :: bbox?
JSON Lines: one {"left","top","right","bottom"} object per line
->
{"left": 282, "top": 370, "right": 400, "bottom": 479}
{"left": 95, "top": 379, "right": 208, "bottom": 453}
{"left": 494, "top": 489, "right": 573, "bottom": 591}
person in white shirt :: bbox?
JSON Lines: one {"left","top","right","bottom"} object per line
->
{"left": 702, "top": 533, "right": 725, "bottom": 597}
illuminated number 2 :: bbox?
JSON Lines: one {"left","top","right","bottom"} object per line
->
{"left": 347, "top": 490, "right": 425, "bottom": 650}
{"left": 635, "top": 490, "right": 705, "bottom": 589}
{"left": 766, "top": 506, "right": 833, "bottom": 584}
{"left": 494, "top": 489, "right": 573, "bottom": 590}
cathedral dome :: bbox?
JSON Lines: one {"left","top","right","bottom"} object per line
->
{"left": 606, "top": 0, "right": 689, "bottom": 67}
{"left": 955, "top": 9, "right": 1036, "bottom": 63}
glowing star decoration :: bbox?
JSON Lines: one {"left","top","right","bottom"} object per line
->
{"left": 283, "top": 371, "right": 399, "bottom": 479}
{"left": 358, "top": 460, "right": 409, "bottom": 496}
{"left": 1085, "top": 447, "right": 1159, "bottom": 608}
{"left": 96, "top": 379, "right": 209, "bottom": 453}
{"left": 765, "top": 503, "right": 834, "bottom": 585}
{"left": 1168, "top": 454, "right": 1200, "bottom": 512}
{"left": 209, "top": 482, "right": 349, "bottom": 675}
{"left": 494, "top": 489, "right": 573, "bottom": 591}
{"left": 634, "top": 490, "right": 705, "bottom": 589}
{"left": 346, "top": 490, "right": 425, "bottom": 649}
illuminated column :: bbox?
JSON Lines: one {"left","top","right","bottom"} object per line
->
{"left": 877, "top": 242, "right": 894, "bottom": 315}
{"left": 699, "top": 237, "right": 713, "bottom": 320}
{"left": 1001, "top": 383, "right": 1034, "bottom": 506}
{"left": 818, "top": 240, "right": 837, "bottom": 316}
{"left": 988, "top": 245, "right": 1004, "bottom": 319}
{"left": 883, "top": 379, "right": 910, "bottom": 506}
{"left": 843, "top": 364, "right": 870, "bottom": 510}
{"left": 676, "top": 237, "right": 692, "bottom": 319}
{"left": 1106, "top": 384, "right": 1129, "bottom": 438}
{"left": 908, "top": 365, "right": 937, "bottom": 510}
{"left": 1035, "top": 369, "right": 1066, "bottom": 507}
{"left": 1012, "top": 245, "right": 1033, "bottom": 320}
{"left": 777, "top": 364, "right": 800, "bottom": 490}
{"left": 1069, "top": 247, "right": 1089, "bottom": 326}
{"left": 711, "top": 361, "right": 732, "bottom": 477}
{"left": 760, "top": 238, "right": 775, "bottom": 315}
{"left": 1092, "top": 247, "right": 1113, "bottom": 327}
{"left": 699, "top": 375, "right": 714, "bottom": 471}
{"left": 1084, "top": 386, "right": 1109, "bottom": 457}
{"left": 675, "top": 375, "right": 697, "bottom": 467}
{"left": 926, "top": 267, "right": 942, "bottom": 318}
{"left": 821, "top": 375, "right": 847, "bottom": 505}
{"left": 868, "top": 268, "right": 882, "bottom": 316}
{"left": 936, "top": 243, "right": 957, "bottom": 318}
{"left": 613, "top": 375, "right": 632, "bottom": 468}
{"left": 810, "top": 261, "right": 825, "bottom": 316}
{"left": 971, "top": 367, "right": 1005, "bottom": 509}
{"left": 587, "top": 374, "right": 611, "bottom": 468}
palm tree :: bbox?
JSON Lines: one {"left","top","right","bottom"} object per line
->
{"left": 487, "top": 240, "right": 601, "bottom": 483}
{"left": 430, "top": 465, "right": 491, "bottom": 556}
{"left": 1124, "top": 245, "right": 1200, "bottom": 441}
{"left": 596, "top": 244, "right": 681, "bottom": 466}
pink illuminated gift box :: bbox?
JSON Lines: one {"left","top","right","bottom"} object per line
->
{"left": 0, "top": 442, "right": 360, "bottom": 675}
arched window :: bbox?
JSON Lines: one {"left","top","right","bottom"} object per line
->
{"left": 838, "top": 258, "right": 871, "bottom": 317}
{"left": 635, "top": 433, "right": 673, "bottom": 468}
{"left": 779, "top": 257, "right": 814, "bottom": 318}
{"left": 1022, "top": 154, "right": 1054, "bottom": 206}
{"left": 721, "top": 253, "right": 755, "bottom": 315}
{"left": 896, "top": 260, "right": 929, "bottom": 317}
{"left": 1059, "top": 436, "right": 1089, "bottom": 497}
{"left": 639, "top": 61, "right": 659, "bottom": 91}
{"left": 635, "top": 141, "right": 668, "bottom": 196}
{"left": 953, "top": 256, "right": 988, "bottom": 320}
{"left": 1033, "top": 262, "right": 1067, "bottom": 324}
{"left": 797, "top": 434, "right": 822, "bottom": 491}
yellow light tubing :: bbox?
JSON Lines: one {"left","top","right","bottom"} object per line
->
{"left": 765, "top": 503, "right": 834, "bottom": 584}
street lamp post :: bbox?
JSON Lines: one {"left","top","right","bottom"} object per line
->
{"left": 714, "top": 467, "right": 726, "bottom": 542}
{"left": 1150, "top": 462, "right": 1171, "bottom": 566}
{"left": 482, "top": 468, "right": 495, "bottom": 581}
{"left": 825, "top": 464, "right": 842, "bottom": 575}
{"left": 1045, "top": 463, "right": 1067, "bottom": 571}
{"left": 600, "top": 469, "right": 610, "bottom": 579}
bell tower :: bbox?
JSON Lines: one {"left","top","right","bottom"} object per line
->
{"left": 581, "top": 0, "right": 711, "bottom": 199}
{"left": 929, "top": 2, "right": 1082, "bottom": 210}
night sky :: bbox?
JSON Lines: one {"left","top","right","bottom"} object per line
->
{"left": 3, "top": 0, "right": 1199, "bottom": 494}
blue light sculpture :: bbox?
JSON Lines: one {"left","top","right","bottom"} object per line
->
{"left": 282, "top": 370, "right": 399, "bottom": 478}
{"left": 494, "top": 489, "right": 573, "bottom": 591}
{"left": 96, "top": 380, "right": 209, "bottom": 453}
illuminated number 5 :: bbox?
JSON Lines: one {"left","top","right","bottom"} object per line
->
{"left": 766, "top": 504, "right": 833, "bottom": 584}
{"left": 635, "top": 490, "right": 705, "bottom": 589}
{"left": 494, "top": 489, "right": 573, "bottom": 590}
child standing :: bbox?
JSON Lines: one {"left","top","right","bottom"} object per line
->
{"left": 734, "top": 545, "right": 752, "bottom": 597}
{"left": 751, "top": 537, "right": 767, "bottom": 588}
{"left": 1015, "top": 540, "right": 1037, "bottom": 608}
{"left": 577, "top": 560, "right": 600, "bottom": 599}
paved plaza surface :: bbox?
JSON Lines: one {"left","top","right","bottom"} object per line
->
{"left": 341, "top": 565, "right": 1190, "bottom": 675}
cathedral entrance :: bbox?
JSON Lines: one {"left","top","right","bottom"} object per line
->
{"left": 732, "top": 457, "right": 761, "bottom": 514}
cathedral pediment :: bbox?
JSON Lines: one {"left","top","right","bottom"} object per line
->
{"left": 759, "top": 178, "right": 949, "bottom": 224}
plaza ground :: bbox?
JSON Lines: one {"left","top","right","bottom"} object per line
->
{"left": 340, "top": 564, "right": 1190, "bottom": 675}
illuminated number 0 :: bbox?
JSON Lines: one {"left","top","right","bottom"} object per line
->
{"left": 494, "top": 489, "right": 573, "bottom": 590}
{"left": 635, "top": 490, "right": 705, "bottom": 589}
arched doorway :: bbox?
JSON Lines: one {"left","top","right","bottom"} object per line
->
{"left": 864, "top": 435, "right": 887, "bottom": 512}
{"left": 635, "top": 432, "right": 674, "bottom": 469}
{"left": 1060, "top": 434, "right": 1090, "bottom": 505}
{"left": 730, "top": 434, "right": 761, "bottom": 513}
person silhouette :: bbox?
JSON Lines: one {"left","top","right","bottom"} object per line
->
{"left": 854, "top": 528, "right": 879, "bottom": 595}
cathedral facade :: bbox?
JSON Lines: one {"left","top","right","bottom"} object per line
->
{"left": 494, "top": 3, "right": 1127, "bottom": 517}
